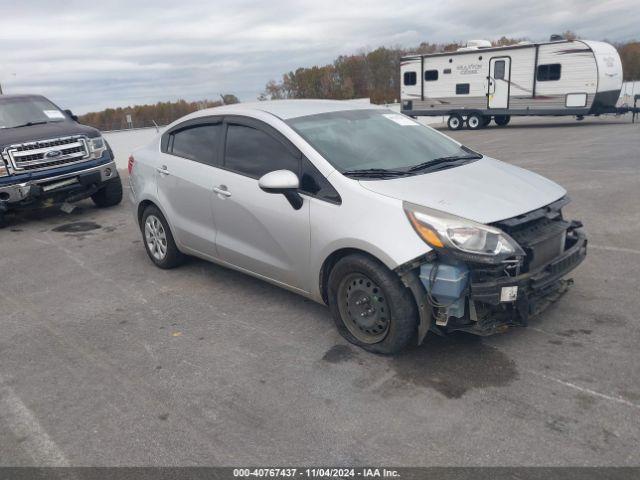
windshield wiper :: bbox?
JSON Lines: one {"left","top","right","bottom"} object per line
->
{"left": 341, "top": 168, "right": 409, "bottom": 179}
{"left": 10, "top": 121, "right": 49, "bottom": 129}
{"left": 407, "top": 154, "right": 482, "bottom": 173}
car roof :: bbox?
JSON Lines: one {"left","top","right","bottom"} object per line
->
{"left": 192, "top": 99, "right": 386, "bottom": 120}
{"left": 0, "top": 94, "right": 48, "bottom": 102}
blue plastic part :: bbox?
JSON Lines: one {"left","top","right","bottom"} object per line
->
{"left": 419, "top": 262, "right": 469, "bottom": 319}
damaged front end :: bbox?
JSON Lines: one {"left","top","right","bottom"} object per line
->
{"left": 398, "top": 196, "right": 587, "bottom": 343}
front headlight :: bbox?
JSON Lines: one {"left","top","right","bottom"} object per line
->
{"left": 404, "top": 202, "right": 525, "bottom": 264}
{"left": 88, "top": 136, "right": 107, "bottom": 158}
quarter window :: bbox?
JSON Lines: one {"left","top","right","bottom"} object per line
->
{"left": 403, "top": 71, "right": 417, "bottom": 86}
{"left": 224, "top": 124, "right": 299, "bottom": 179}
{"left": 424, "top": 70, "right": 439, "bottom": 81}
{"left": 170, "top": 124, "right": 222, "bottom": 165}
{"left": 537, "top": 63, "right": 561, "bottom": 81}
{"left": 456, "top": 83, "right": 470, "bottom": 95}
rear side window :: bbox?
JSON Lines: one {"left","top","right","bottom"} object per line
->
{"left": 403, "top": 72, "right": 417, "bottom": 86}
{"left": 494, "top": 60, "right": 506, "bottom": 80}
{"left": 537, "top": 63, "right": 561, "bottom": 81}
{"left": 170, "top": 124, "right": 221, "bottom": 165}
{"left": 224, "top": 124, "right": 299, "bottom": 179}
{"left": 456, "top": 83, "right": 470, "bottom": 95}
{"left": 424, "top": 70, "right": 438, "bottom": 81}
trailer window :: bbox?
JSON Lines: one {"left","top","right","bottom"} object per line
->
{"left": 424, "top": 70, "right": 438, "bottom": 81}
{"left": 456, "top": 83, "right": 470, "bottom": 95}
{"left": 494, "top": 60, "right": 506, "bottom": 80}
{"left": 537, "top": 64, "right": 561, "bottom": 81}
{"left": 403, "top": 72, "right": 417, "bottom": 86}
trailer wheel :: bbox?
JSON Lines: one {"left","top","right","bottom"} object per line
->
{"left": 447, "top": 114, "right": 463, "bottom": 130}
{"left": 482, "top": 116, "right": 492, "bottom": 127}
{"left": 466, "top": 113, "right": 483, "bottom": 130}
{"left": 494, "top": 115, "right": 511, "bottom": 126}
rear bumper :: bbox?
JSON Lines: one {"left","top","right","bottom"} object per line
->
{"left": 0, "top": 159, "right": 118, "bottom": 210}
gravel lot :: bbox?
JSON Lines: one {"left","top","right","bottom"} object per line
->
{"left": 1, "top": 116, "right": 639, "bottom": 466}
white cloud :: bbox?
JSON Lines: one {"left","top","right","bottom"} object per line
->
{"left": 0, "top": 0, "right": 636, "bottom": 113}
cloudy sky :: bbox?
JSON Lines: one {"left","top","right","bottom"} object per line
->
{"left": 0, "top": 0, "right": 637, "bottom": 113}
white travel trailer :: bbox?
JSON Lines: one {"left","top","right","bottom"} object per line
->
{"left": 400, "top": 38, "right": 624, "bottom": 130}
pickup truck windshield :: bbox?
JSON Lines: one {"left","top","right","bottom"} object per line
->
{"left": 287, "top": 109, "right": 480, "bottom": 176}
{"left": 0, "top": 97, "right": 66, "bottom": 129}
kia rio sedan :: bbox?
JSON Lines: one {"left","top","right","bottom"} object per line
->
{"left": 129, "top": 100, "right": 586, "bottom": 354}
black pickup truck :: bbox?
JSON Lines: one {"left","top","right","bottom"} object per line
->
{"left": 0, "top": 94, "right": 122, "bottom": 227}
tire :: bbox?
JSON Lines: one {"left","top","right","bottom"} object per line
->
{"left": 91, "top": 176, "right": 123, "bottom": 208}
{"left": 447, "top": 114, "right": 463, "bottom": 130}
{"left": 494, "top": 115, "right": 511, "bottom": 127}
{"left": 141, "top": 205, "right": 185, "bottom": 269}
{"left": 327, "top": 253, "right": 418, "bottom": 354}
{"left": 482, "top": 115, "right": 492, "bottom": 127}
{"left": 466, "top": 113, "right": 483, "bottom": 130}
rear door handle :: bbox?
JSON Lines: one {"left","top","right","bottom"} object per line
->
{"left": 213, "top": 185, "right": 231, "bottom": 198}
{"left": 156, "top": 165, "right": 170, "bottom": 176}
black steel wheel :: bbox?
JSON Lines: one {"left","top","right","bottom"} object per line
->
{"left": 337, "top": 273, "right": 390, "bottom": 344}
{"left": 327, "top": 253, "right": 418, "bottom": 354}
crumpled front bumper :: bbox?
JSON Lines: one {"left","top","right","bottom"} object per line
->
{"left": 460, "top": 229, "right": 587, "bottom": 335}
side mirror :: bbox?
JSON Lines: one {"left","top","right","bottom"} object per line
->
{"left": 258, "top": 170, "right": 303, "bottom": 210}
{"left": 64, "top": 109, "right": 78, "bottom": 122}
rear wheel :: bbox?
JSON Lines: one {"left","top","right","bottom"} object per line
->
{"left": 91, "top": 177, "right": 123, "bottom": 208}
{"left": 466, "top": 113, "right": 483, "bottom": 130}
{"left": 494, "top": 115, "right": 511, "bottom": 127}
{"left": 141, "top": 205, "right": 185, "bottom": 269}
{"left": 327, "top": 253, "right": 418, "bottom": 354}
{"left": 447, "top": 114, "right": 463, "bottom": 130}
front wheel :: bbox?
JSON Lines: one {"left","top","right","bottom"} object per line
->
{"left": 327, "top": 254, "right": 418, "bottom": 354}
{"left": 91, "top": 176, "right": 123, "bottom": 208}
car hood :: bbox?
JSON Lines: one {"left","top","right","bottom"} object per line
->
{"left": 0, "top": 121, "right": 100, "bottom": 148}
{"left": 358, "top": 157, "right": 566, "bottom": 224}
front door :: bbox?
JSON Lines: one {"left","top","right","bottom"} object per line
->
{"left": 211, "top": 118, "right": 311, "bottom": 291}
{"left": 488, "top": 57, "right": 511, "bottom": 109}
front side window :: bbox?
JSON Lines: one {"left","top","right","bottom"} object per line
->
{"left": 537, "top": 63, "right": 561, "bottom": 81}
{"left": 287, "top": 109, "right": 477, "bottom": 174}
{"left": 403, "top": 72, "right": 417, "bottom": 86}
{"left": 224, "top": 124, "right": 299, "bottom": 178}
{"left": 0, "top": 96, "right": 66, "bottom": 129}
{"left": 170, "top": 124, "right": 221, "bottom": 165}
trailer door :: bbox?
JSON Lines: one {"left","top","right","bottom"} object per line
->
{"left": 488, "top": 57, "right": 510, "bottom": 109}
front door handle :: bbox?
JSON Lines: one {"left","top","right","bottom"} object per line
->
{"left": 156, "top": 165, "right": 170, "bottom": 176}
{"left": 213, "top": 185, "right": 232, "bottom": 198}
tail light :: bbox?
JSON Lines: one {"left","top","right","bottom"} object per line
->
{"left": 128, "top": 155, "right": 135, "bottom": 174}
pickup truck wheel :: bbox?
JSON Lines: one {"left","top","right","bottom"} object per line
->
{"left": 327, "top": 253, "right": 418, "bottom": 354}
{"left": 494, "top": 115, "right": 511, "bottom": 126}
{"left": 141, "top": 206, "right": 185, "bottom": 269}
{"left": 91, "top": 177, "right": 123, "bottom": 208}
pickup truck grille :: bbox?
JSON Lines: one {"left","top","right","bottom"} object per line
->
{"left": 3, "top": 136, "right": 90, "bottom": 172}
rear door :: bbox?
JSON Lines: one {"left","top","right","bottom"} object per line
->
{"left": 488, "top": 57, "right": 511, "bottom": 109}
{"left": 211, "top": 116, "right": 311, "bottom": 291}
{"left": 156, "top": 119, "right": 223, "bottom": 257}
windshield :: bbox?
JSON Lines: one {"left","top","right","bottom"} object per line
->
{"left": 0, "top": 97, "right": 67, "bottom": 129}
{"left": 286, "top": 109, "right": 480, "bottom": 176}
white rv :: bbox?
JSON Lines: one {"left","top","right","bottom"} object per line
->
{"left": 400, "top": 38, "right": 624, "bottom": 130}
